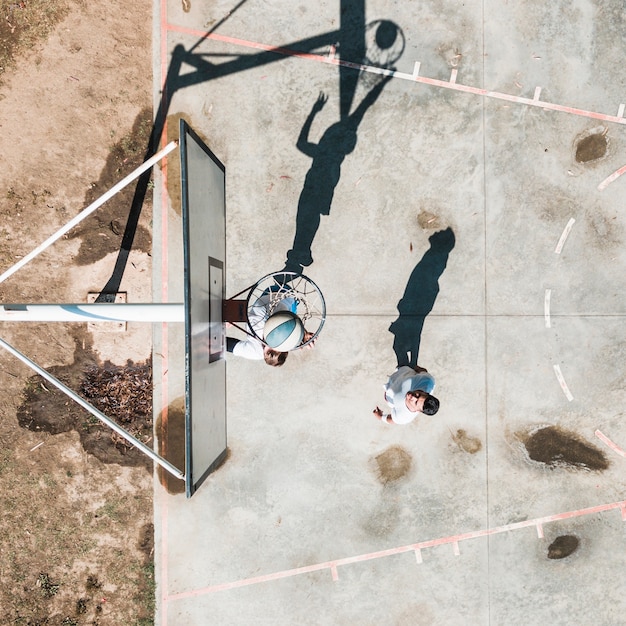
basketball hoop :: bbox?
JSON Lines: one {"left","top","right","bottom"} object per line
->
{"left": 247, "top": 272, "right": 326, "bottom": 350}
{"left": 225, "top": 271, "right": 326, "bottom": 351}
{"left": 363, "top": 20, "right": 405, "bottom": 70}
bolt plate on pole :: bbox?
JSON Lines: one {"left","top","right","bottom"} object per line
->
{"left": 87, "top": 292, "right": 127, "bottom": 332}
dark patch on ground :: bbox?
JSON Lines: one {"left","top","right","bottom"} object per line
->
{"left": 138, "top": 522, "right": 154, "bottom": 561}
{"left": 520, "top": 425, "right": 608, "bottom": 471}
{"left": 85, "top": 575, "right": 102, "bottom": 591}
{"left": 164, "top": 112, "right": 211, "bottom": 217}
{"left": 156, "top": 397, "right": 186, "bottom": 494}
{"left": 547, "top": 534, "right": 580, "bottom": 559}
{"left": 373, "top": 445, "right": 412, "bottom": 484}
{"left": 16, "top": 329, "right": 152, "bottom": 470}
{"left": 68, "top": 107, "right": 153, "bottom": 265}
{"left": 451, "top": 429, "right": 482, "bottom": 454}
{"left": 575, "top": 131, "right": 608, "bottom": 163}
{"left": 165, "top": 112, "right": 186, "bottom": 216}
{"left": 417, "top": 209, "right": 442, "bottom": 230}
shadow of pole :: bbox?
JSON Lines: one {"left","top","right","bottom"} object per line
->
{"left": 95, "top": 21, "right": 342, "bottom": 300}
{"left": 389, "top": 227, "right": 456, "bottom": 368}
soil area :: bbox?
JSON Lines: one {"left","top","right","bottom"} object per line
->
{"left": 0, "top": 0, "right": 157, "bottom": 624}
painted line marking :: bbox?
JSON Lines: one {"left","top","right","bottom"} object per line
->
{"left": 618, "top": 103, "right": 625, "bottom": 118}
{"left": 544, "top": 289, "right": 551, "bottom": 328}
{"left": 595, "top": 430, "right": 626, "bottom": 458}
{"left": 598, "top": 164, "right": 626, "bottom": 191}
{"left": 553, "top": 364, "right": 574, "bottom": 401}
{"left": 554, "top": 218, "right": 575, "bottom": 254}
{"left": 450, "top": 68, "right": 458, "bottom": 84}
{"left": 165, "top": 23, "right": 626, "bottom": 127}
{"left": 415, "top": 549, "right": 423, "bottom": 564}
{"left": 330, "top": 565, "right": 339, "bottom": 581}
{"left": 453, "top": 541, "right": 460, "bottom": 556}
{"left": 533, "top": 86, "right": 542, "bottom": 101}
{"left": 536, "top": 524, "right": 544, "bottom": 539}
{"left": 167, "top": 500, "right": 626, "bottom": 601}
{"left": 327, "top": 44, "right": 336, "bottom": 61}
{"left": 412, "top": 61, "right": 421, "bottom": 78}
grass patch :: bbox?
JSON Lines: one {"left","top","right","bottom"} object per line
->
{"left": 0, "top": 0, "right": 72, "bottom": 83}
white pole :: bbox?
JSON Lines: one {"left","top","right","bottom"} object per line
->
{"left": 0, "top": 140, "right": 179, "bottom": 285}
{"left": 0, "top": 303, "right": 185, "bottom": 322}
{"left": 0, "top": 335, "right": 185, "bottom": 480}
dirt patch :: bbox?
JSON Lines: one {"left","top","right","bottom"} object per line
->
{"left": 417, "top": 209, "right": 442, "bottom": 230}
{"left": 0, "top": 0, "right": 154, "bottom": 622}
{"left": 518, "top": 425, "right": 608, "bottom": 471}
{"left": 575, "top": 127, "right": 608, "bottom": 163}
{"left": 372, "top": 445, "right": 412, "bottom": 484}
{"left": 451, "top": 428, "right": 482, "bottom": 454}
{"left": 547, "top": 534, "right": 580, "bottom": 559}
{"left": 17, "top": 329, "right": 153, "bottom": 469}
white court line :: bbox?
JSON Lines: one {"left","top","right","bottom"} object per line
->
{"left": 618, "top": 103, "right": 625, "bottom": 118}
{"left": 553, "top": 364, "right": 574, "bottom": 401}
{"left": 544, "top": 289, "right": 552, "bottom": 328}
{"left": 533, "top": 86, "right": 542, "bottom": 101}
{"left": 554, "top": 218, "right": 576, "bottom": 254}
{"left": 450, "top": 68, "right": 458, "bottom": 84}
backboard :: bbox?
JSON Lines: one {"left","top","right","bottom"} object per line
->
{"left": 180, "top": 119, "right": 227, "bottom": 497}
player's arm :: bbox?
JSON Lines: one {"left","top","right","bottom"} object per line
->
{"left": 226, "top": 337, "right": 240, "bottom": 353}
{"left": 297, "top": 330, "right": 316, "bottom": 350}
{"left": 373, "top": 407, "right": 393, "bottom": 424}
{"left": 296, "top": 92, "right": 327, "bottom": 157}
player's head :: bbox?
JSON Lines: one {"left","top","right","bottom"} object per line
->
{"left": 406, "top": 390, "right": 440, "bottom": 415}
{"left": 422, "top": 394, "right": 440, "bottom": 415}
{"left": 263, "top": 346, "right": 288, "bottom": 367}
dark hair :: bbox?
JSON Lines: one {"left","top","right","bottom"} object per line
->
{"left": 422, "top": 394, "right": 440, "bottom": 415}
{"left": 265, "top": 350, "right": 288, "bottom": 367}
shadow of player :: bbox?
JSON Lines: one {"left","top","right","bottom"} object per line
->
{"left": 389, "top": 227, "right": 456, "bottom": 368}
{"left": 284, "top": 72, "right": 393, "bottom": 272}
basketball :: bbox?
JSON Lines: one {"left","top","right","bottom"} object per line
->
{"left": 263, "top": 311, "right": 304, "bottom": 351}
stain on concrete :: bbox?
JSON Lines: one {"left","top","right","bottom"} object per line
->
{"left": 519, "top": 425, "right": 608, "bottom": 471}
{"left": 373, "top": 445, "right": 412, "bottom": 484}
{"left": 165, "top": 112, "right": 213, "bottom": 216}
{"left": 451, "top": 429, "right": 482, "bottom": 454}
{"left": 575, "top": 127, "right": 608, "bottom": 163}
{"left": 417, "top": 210, "right": 442, "bottom": 230}
{"left": 547, "top": 535, "right": 580, "bottom": 559}
{"left": 156, "top": 396, "right": 186, "bottom": 494}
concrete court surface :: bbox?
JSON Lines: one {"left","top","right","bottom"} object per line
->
{"left": 151, "top": 1, "right": 626, "bottom": 624}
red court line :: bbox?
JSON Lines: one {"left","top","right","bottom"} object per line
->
{"left": 159, "top": 0, "right": 171, "bottom": 623}
{"left": 166, "top": 22, "right": 626, "bottom": 127}
{"left": 167, "top": 499, "right": 626, "bottom": 601}
{"left": 595, "top": 430, "right": 626, "bottom": 458}
{"left": 598, "top": 164, "right": 626, "bottom": 190}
